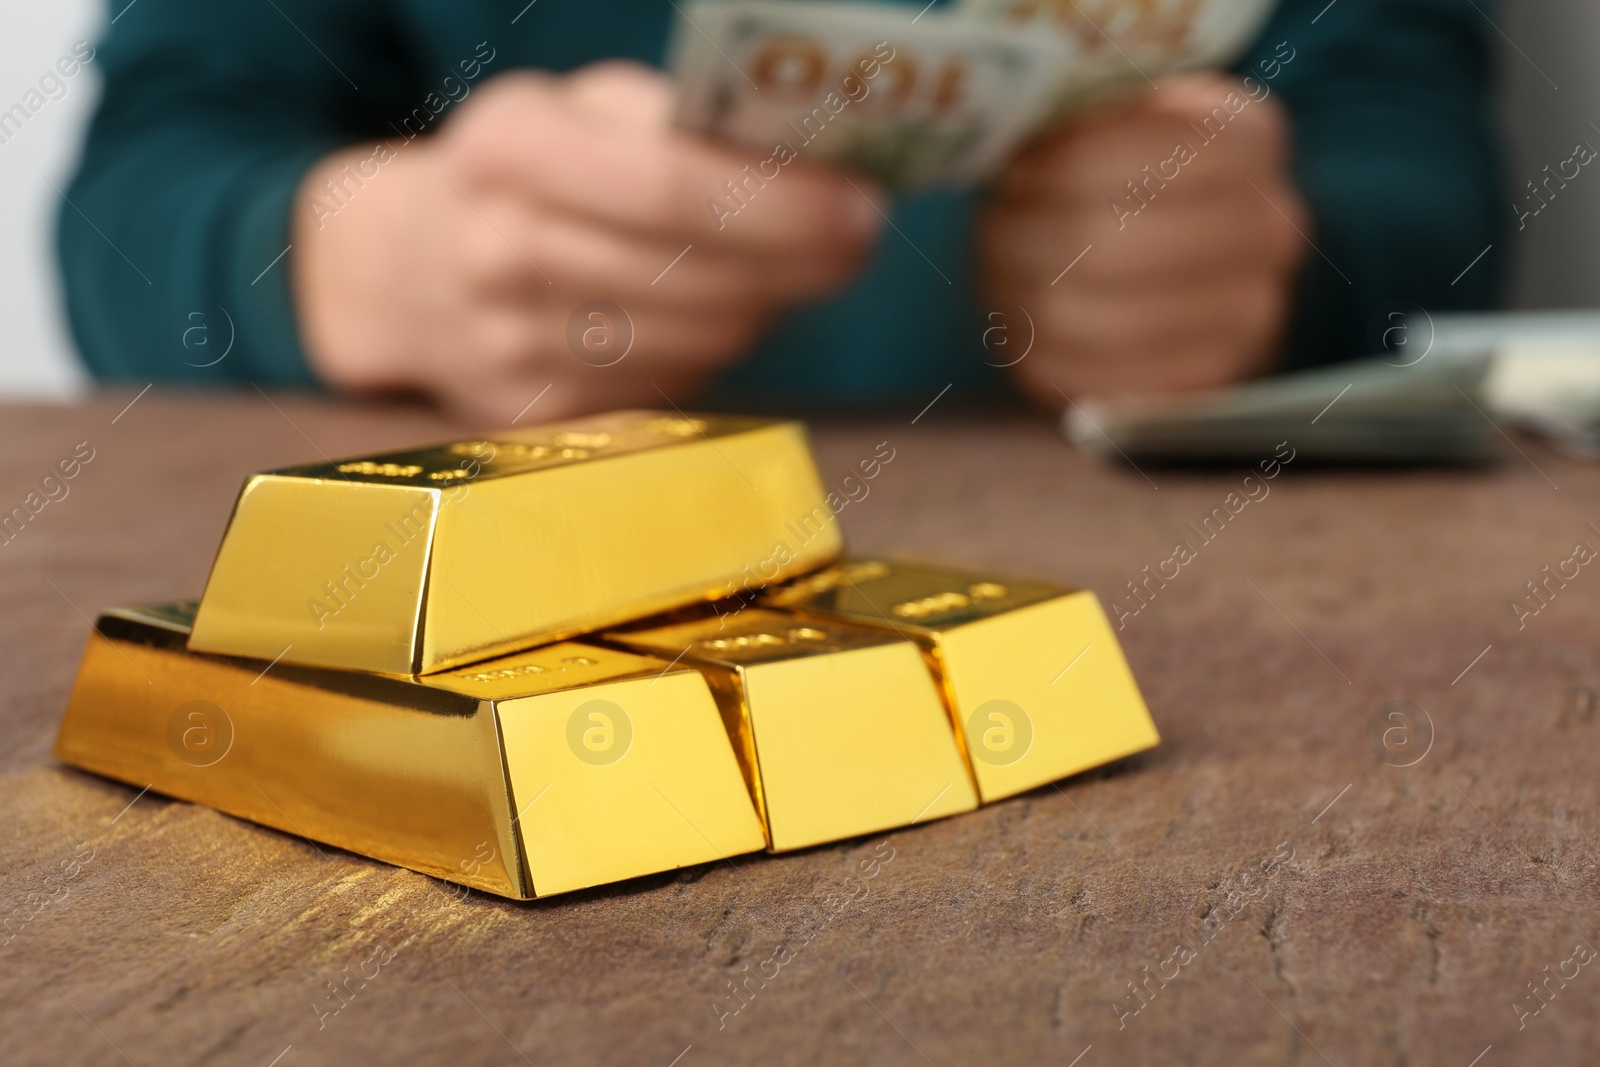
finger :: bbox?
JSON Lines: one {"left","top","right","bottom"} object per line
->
{"left": 1069, "top": 72, "right": 1290, "bottom": 163}
{"left": 454, "top": 83, "right": 884, "bottom": 255}
{"left": 1000, "top": 87, "right": 1290, "bottom": 205}
{"left": 555, "top": 303, "right": 768, "bottom": 375}
{"left": 561, "top": 60, "right": 678, "bottom": 130}
{"left": 1006, "top": 278, "right": 1289, "bottom": 384}
{"left": 467, "top": 202, "right": 870, "bottom": 307}
{"left": 563, "top": 133, "right": 883, "bottom": 255}
{"left": 991, "top": 269, "right": 1281, "bottom": 356}
{"left": 1001, "top": 131, "right": 1285, "bottom": 209}
{"left": 458, "top": 295, "right": 768, "bottom": 379}
{"left": 981, "top": 195, "right": 1301, "bottom": 291}
{"left": 1014, "top": 340, "right": 1264, "bottom": 400}
{"left": 1014, "top": 337, "right": 1264, "bottom": 401}
{"left": 1141, "top": 72, "right": 1292, "bottom": 166}
{"left": 576, "top": 306, "right": 769, "bottom": 371}
{"left": 443, "top": 180, "right": 869, "bottom": 305}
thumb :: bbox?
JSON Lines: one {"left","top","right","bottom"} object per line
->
{"left": 562, "top": 60, "right": 678, "bottom": 131}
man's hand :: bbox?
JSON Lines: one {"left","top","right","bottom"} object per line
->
{"left": 292, "top": 61, "right": 883, "bottom": 422}
{"left": 977, "top": 72, "right": 1310, "bottom": 403}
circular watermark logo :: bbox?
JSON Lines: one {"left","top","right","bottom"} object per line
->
{"left": 965, "top": 699, "right": 1033, "bottom": 766}
{"left": 566, "top": 301, "right": 634, "bottom": 368}
{"left": 1365, "top": 302, "right": 1434, "bottom": 368}
{"left": 566, "top": 699, "right": 632, "bottom": 766}
{"left": 1366, "top": 699, "right": 1433, "bottom": 768}
{"left": 180, "top": 308, "right": 235, "bottom": 368}
{"left": 978, "top": 304, "right": 1034, "bottom": 368}
{"left": 166, "top": 700, "right": 234, "bottom": 767}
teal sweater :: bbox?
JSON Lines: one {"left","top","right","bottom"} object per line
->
{"left": 59, "top": 0, "right": 1503, "bottom": 408}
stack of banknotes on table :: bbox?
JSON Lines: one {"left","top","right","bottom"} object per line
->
{"left": 1064, "top": 355, "right": 1502, "bottom": 465}
{"left": 669, "top": 0, "right": 1279, "bottom": 190}
{"left": 1064, "top": 313, "right": 1600, "bottom": 465}
{"left": 54, "top": 412, "right": 1159, "bottom": 899}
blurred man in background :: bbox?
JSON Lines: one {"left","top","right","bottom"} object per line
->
{"left": 58, "top": 0, "right": 1502, "bottom": 422}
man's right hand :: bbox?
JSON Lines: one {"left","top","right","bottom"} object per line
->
{"left": 292, "top": 61, "right": 884, "bottom": 422}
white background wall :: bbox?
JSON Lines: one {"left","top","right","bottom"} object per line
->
{"left": 0, "top": 1, "right": 1594, "bottom": 397}
{"left": 0, "top": 0, "right": 98, "bottom": 397}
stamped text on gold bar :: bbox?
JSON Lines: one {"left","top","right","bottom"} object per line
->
{"left": 766, "top": 559, "right": 1161, "bottom": 802}
{"left": 607, "top": 608, "right": 978, "bottom": 851}
{"left": 188, "top": 411, "right": 841, "bottom": 674}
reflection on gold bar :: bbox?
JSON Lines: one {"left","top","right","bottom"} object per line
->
{"left": 765, "top": 560, "right": 1160, "bottom": 803}
{"left": 188, "top": 411, "right": 841, "bottom": 675}
{"left": 605, "top": 608, "right": 978, "bottom": 852}
{"left": 55, "top": 605, "right": 766, "bottom": 899}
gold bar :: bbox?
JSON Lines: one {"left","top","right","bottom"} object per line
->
{"left": 54, "top": 604, "right": 766, "bottom": 899}
{"left": 604, "top": 608, "right": 979, "bottom": 851}
{"left": 188, "top": 411, "right": 841, "bottom": 675}
{"left": 764, "top": 560, "right": 1160, "bottom": 803}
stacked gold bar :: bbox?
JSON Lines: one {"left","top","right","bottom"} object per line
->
{"left": 762, "top": 559, "right": 1161, "bottom": 803}
{"left": 605, "top": 608, "right": 980, "bottom": 851}
{"left": 58, "top": 604, "right": 765, "bottom": 898}
{"left": 187, "top": 411, "right": 840, "bottom": 674}
{"left": 54, "top": 411, "right": 1159, "bottom": 900}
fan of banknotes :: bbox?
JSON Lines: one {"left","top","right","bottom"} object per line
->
{"left": 669, "top": 0, "right": 1278, "bottom": 191}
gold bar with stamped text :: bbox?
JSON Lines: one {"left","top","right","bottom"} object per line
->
{"left": 55, "top": 604, "right": 766, "bottom": 899}
{"left": 188, "top": 411, "right": 841, "bottom": 675}
{"left": 605, "top": 608, "right": 979, "bottom": 851}
{"left": 764, "top": 559, "right": 1161, "bottom": 803}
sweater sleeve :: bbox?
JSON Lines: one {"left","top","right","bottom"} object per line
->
{"left": 1237, "top": 0, "right": 1505, "bottom": 371}
{"left": 57, "top": 0, "right": 423, "bottom": 385}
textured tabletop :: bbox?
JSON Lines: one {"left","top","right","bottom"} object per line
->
{"left": 2, "top": 392, "right": 1597, "bottom": 1066}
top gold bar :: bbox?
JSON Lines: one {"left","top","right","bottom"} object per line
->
{"left": 188, "top": 411, "right": 842, "bottom": 675}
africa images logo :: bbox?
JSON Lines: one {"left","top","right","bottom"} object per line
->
{"left": 965, "top": 699, "right": 1033, "bottom": 766}
{"left": 166, "top": 700, "right": 234, "bottom": 768}
{"left": 566, "top": 699, "right": 633, "bottom": 766}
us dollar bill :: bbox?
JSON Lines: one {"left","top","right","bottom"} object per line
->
{"left": 669, "top": 0, "right": 1073, "bottom": 191}
{"left": 957, "top": 0, "right": 1280, "bottom": 113}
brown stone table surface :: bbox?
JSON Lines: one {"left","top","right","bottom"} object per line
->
{"left": 2, "top": 392, "right": 1598, "bottom": 1067}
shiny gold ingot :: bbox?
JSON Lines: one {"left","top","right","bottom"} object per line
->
{"left": 188, "top": 411, "right": 841, "bottom": 675}
{"left": 606, "top": 609, "right": 978, "bottom": 851}
{"left": 55, "top": 604, "right": 766, "bottom": 899}
{"left": 765, "top": 560, "right": 1160, "bottom": 803}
